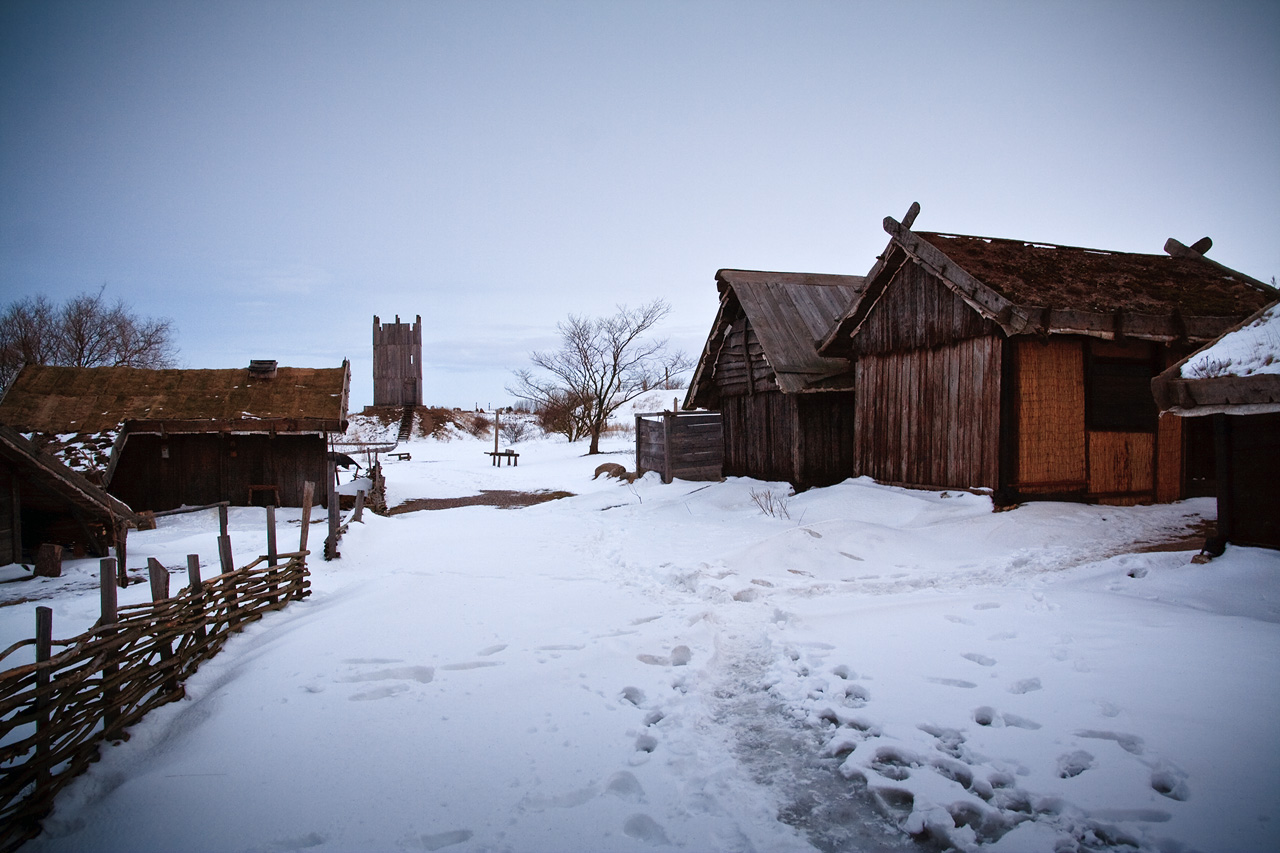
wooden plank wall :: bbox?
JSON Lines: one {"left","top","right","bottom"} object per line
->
{"left": 1223, "top": 412, "right": 1280, "bottom": 549}
{"left": 794, "top": 392, "right": 857, "bottom": 487}
{"left": 373, "top": 317, "right": 422, "bottom": 407}
{"left": 852, "top": 261, "right": 998, "bottom": 357}
{"left": 635, "top": 413, "right": 723, "bottom": 483}
{"left": 0, "top": 463, "right": 15, "bottom": 565}
{"left": 854, "top": 336, "right": 1001, "bottom": 489}
{"left": 110, "top": 434, "right": 330, "bottom": 511}
{"left": 1013, "top": 338, "right": 1087, "bottom": 493}
{"left": 713, "top": 322, "right": 778, "bottom": 396}
{"left": 720, "top": 392, "right": 797, "bottom": 483}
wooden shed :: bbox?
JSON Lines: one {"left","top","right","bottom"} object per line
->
{"left": 685, "top": 269, "right": 867, "bottom": 488}
{"left": 1151, "top": 301, "right": 1280, "bottom": 549}
{"left": 0, "top": 360, "right": 350, "bottom": 512}
{"left": 0, "top": 425, "right": 140, "bottom": 565}
{"left": 818, "top": 205, "right": 1277, "bottom": 504}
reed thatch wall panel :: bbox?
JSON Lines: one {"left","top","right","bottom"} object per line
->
{"left": 1087, "top": 431, "right": 1154, "bottom": 502}
{"left": 854, "top": 336, "right": 1001, "bottom": 489}
{"left": 1013, "top": 338, "right": 1086, "bottom": 492}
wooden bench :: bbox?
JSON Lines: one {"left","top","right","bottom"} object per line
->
{"left": 486, "top": 450, "right": 519, "bottom": 466}
{"left": 248, "top": 485, "right": 280, "bottom": 507}
{"left": 390, "top": 452, "right": 411, "bottom": 461}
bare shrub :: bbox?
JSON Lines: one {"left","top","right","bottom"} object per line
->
{"left": 500, "top": 418, "right": 532, "bottom": 444}
{"left": 750, "top": 488, "right": 791, "bottom": 519}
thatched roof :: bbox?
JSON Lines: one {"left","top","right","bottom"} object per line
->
{"left": 1152, "top": 300, "right": 1280, "bottom": 417}
{"left": 820, "top": 211, "right": 1275, "bottom": 356}
{"left": 915, "top": 232, "right": 1272, "bottom": 317}
{"left": 686, "top": 269, "right": 866, "bottom": 406}
{"left": 0, "top": 363, "right": 350, "bottom": 435}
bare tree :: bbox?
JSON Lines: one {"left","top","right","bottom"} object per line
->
{"left": 0, "top": 286, "right": 177, "bottom": 394}
{"left": 508, "top": 299, "right": 692, "bottom": 454}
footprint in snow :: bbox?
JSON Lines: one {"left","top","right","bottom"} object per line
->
{"left": 405, "top": 829, "right": 474, "bottom": 850}
{"left": 537, "top": 644, "right": 585, "bottom": 651}
{"left": 1076, "top": 729, "right": 1145, "bottom": 755}
{"left": 340, "top": 666, "right": 435, "bottom": 684}
{"left": 962, "top": 652, "right": 997, "bottom": 666}
{"left": 1057, "top": 750, "right": 1095, "bottom": 778}
{"left": 973, "top": 602, "right": 1001, "bottom": 610}
{"left": 1009, "top": 677, "right": 1042, "bottom": 694}
{"left": 944, "top": 615, "right": 975, "bottom": 625}
{"left": 349, "top": 684, "right": 410, "bottom": 702}
{"left": 439, "top": 661, "right": 503, "bottom": 671}
{"left": 605, "top": 771, "right": 645, "bottom": 801}
{"left": 623, "top": 814, "right": 670, "bottom": 846}
{"left": 927, "top": 677, "right": 977, "bottom": 689}
{"left": 477, "top": 644, "right": 507, "bottom": 656}
{"left": 1150, "top": 761, "right": 1191, "bottom": 801}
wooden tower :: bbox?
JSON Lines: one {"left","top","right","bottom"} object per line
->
{"left": 372, "top": 315, "right": 423, "bottom": 407}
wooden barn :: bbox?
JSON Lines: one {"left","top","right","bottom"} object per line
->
{"left": 684, "top": 269, "right": 867, "bottom": 488}
{"left": 1152, "top": 301, "right": 1280, "bottom": 549}
{"left": 818, "top": 205, "right": 1277, "bottom": 504}
{"left": 0, "top": 425, "right": 140, "bottom": 565}
{"left": 0, "top": 360, "right": 349, "bottom": 512}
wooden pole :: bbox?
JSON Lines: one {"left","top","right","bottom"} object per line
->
{"left": 266, "top": 504, "right": 279, "bottom": 605}
{"left": 218, "top": 534, "right": 234, "bottom": 576}
{"left": 266, "top": 505, "right": 278, "bottom": 567}
{"left": 35, "top": 606, "right": 52, "bottom": 795}
{"left": 100, "top": 558, "right": 119, "bottom": 736}
{"left": 187, "top": 554, "right": 206, "bottom": 644}
{"left": 299, "top": 481, "right": 315, "bottom": 556}
{"left": 352, "top": 490, "right": 365, "bottom": 523}
{"left": 218, "top": 503, "right": 229, "bottom": 541}
{"left": 147, "top": 558, "right": 177, "bottom": 695}
{"left": 325, "top": 495, "right": 339, "bottom": 560}
{"left": 494, "top": 409, "right": 500, "bottom": 455}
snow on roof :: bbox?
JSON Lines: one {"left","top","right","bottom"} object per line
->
{"left": 1182, "top": 301, "right": 1280, "bottom": 379}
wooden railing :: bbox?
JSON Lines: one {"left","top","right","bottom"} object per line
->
{"left": 0, "top": 549, "right": 311, "bottom": 852}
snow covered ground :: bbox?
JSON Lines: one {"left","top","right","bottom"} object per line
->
{"left": 4, "top": 425, "right": 1279, "bottom": 853}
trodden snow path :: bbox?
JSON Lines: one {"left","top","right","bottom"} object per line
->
{"left": 10, "top": 429, "right": 1280, "bottom": 853}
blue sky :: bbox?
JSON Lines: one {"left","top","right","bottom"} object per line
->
{"left": 2, "top": 0, "right": 1278, "bottom": 409}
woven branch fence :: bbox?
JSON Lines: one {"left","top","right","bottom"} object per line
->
{"left": 0, "top": 544, "right": 312, "bottom": 852}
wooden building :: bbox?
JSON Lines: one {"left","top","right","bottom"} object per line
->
{"left": 0, "top": 426, "right": 140, "bottom": 565}
{"left": 373, "top": 315, "right": 423, "bottom": 407}
{"left": 1152, "top": 302, "right": 1280, "bottom": 549}
{"left": 818, "top": 205, "right": 1276, "bottom": 504}
{"left": 0, "top": 360, "right": 349, "bottom": 512}
{"left": 685, "top": 269, "right": 867, "bottom": 487}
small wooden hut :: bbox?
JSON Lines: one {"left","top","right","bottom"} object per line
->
{"left": 1152, "top": 301, "right": 1280, "bottom": 549}
{"left": 818, "top": 204, "right": 1276, "bottom": 504}
{"left": 0, "top": 426, "right": 140, "bottom": 565}
{"left": 0, "top": 360, "right": 350, "bottom": 512}
{"left": 685, "top": 269, "right": 867, "bottom": 488}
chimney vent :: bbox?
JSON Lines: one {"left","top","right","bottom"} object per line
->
{"left": 248, "top": 359, "right": 278, "bottom": 379}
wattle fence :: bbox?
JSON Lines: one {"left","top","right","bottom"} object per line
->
{"left": 0, "top": 541, "right": 312, "bottom": 851}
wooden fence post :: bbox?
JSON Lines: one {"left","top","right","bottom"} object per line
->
{"left": 325, "top": 496, "right": 339, "bottom": 560}
{"left": 662, "top": 412, "right": 673, "bottom": 484}
{"left": 187, "top": 554, "right": 207, "bottom": 647}
{"left": 299, "top": 481, "right": 314, "bottom": 556}
{"left": 35, "top": 606, "right": 52, "bottom": 796}
{"left": 147, "top": 558, "right": 178, "bottom": 696}
{"left": 218, "top": 503, "right": 229, "bottom": 541}
{"left": 352, "top": 490, "right": 365, "bottom": 523}
{"left": 218, "top": 535, "right": 237, "bottom": 620}
{"left": 99, "top": 558, "right": 119, "bottom": 737}
{"left": 266, "top": 505, "right": 279, "bottom": 605}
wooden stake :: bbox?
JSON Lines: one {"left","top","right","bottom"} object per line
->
{"left": 299, "top": 481, "right": 315, "bottom": 555}
{"left": 100, "top": 558, "right": 119, "bottom": 734}
{"left": 266, "top": 505, "right": 278, "bottom": 567}
{"left": 218, "top": 503, "right": 229, "bottom": 541}
{"left": 147, "top": 558, "right": 170, "bottom": 602}
{"left": 187, "top": 554, "right": 206, "bottom": 643}
{"left": 35, "top": 606, "right": 52, "bottom": 795}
